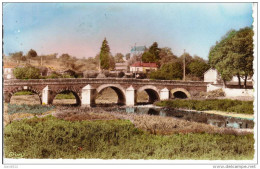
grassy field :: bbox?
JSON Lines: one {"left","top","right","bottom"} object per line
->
{"left": 155, "top": 99, "right": 254, "bottom": 114}
{"left": 4, "top": 115, "right": 254, "bottom": 159}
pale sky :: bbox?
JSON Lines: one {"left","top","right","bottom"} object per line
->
{"left": 3, "top": 3, "right": 253, "bottom": 59}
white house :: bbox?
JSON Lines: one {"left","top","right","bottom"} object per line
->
{"left": 3, "top": 66, "right": 15, "bottom": 79}
{"left": 130, "top": 62, "right": 158, "bottom": 73}
{"left": 115, "top": 62, "right": 128, "bottom": 72}
{"left": 204, "top": 68, "right": 221, "bottom": 84}
{"left": 204, "top": 68, "right": 253, "bottom": 84}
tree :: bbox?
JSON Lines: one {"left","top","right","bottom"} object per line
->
{"left": 188, "top": 59, "right": 210, "bottom": 80}
{"left": 142, "top": 51, "right": 156, "bottom": 62}
{"left": 114, "top": 53, "right": 124, "bottom": 63}
{"left": 127, "top": 53, "right": 142, "bottom": 66}
{"left": 27, "top": 49, "right": 37, "bottom": 58}
{"left": 59, "top": 53, "right": 71, "bottom": 61}
{"left": 149, "top": 42, "right": 160, "bottom": 60}
{"left": 142, "top": 42, "right": 161, "bottom": 63}
{"left": 232, "top": 27, "right": 254, "bottom": 88}
{"left": 208, "top": 27, "right": 253, "bottom": 88}
{"left": 158, "top": 47, "right": 178, "bottom": 67}
{"left": 13, "top": 66, "right": 41, "bottom": 79}
{"left": 109, "top": 55, "right": 116, "bottom": 70}
{"left": 99, "top": 38, "right": 111, "bottom": 70}
{"left": 125, "top": 53, "right": 131, "bottom": 60}
{"left": 27, "top": 49, "right": 37, "bottom": 63}
{"left": 149, "top": 61, "right": 183, "bottom": 80}
{"left": 9, "top": 51, "right": 24, "bottom": 62}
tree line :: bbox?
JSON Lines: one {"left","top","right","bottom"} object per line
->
{"left": 6, "top": 26, "right": 253, "bottom": 84}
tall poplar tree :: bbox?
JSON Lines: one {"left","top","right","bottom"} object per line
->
{"left": 99, "top": 38, "right": 110, "bottom": 70}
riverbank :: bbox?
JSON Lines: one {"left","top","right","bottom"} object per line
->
{"left": 155, "top": 99, "right": 254, "bottom": 115}
{"left": 4, "top": 114, "right": 254, "bottom": 159}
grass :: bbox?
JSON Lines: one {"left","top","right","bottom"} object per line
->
{"left": 155, "top": 99, "right": 254, "bottom": 114}
{"left": 55, "top": 93, "right": 75, "bottom": 99}
{"left": 4, "top": 115, "right": 254, "bottom": 159}
{"left": 13, "top": 91, "right": 34, "bottom": 96}
{"left": 7, "top": 104, "right": 55, "bottom": 115}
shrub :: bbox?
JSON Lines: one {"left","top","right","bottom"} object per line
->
{"left": 4, "top": 116, "right": 254, "bottom": 159}
{"left": 155, "top": 99, "right": 254, "bottom": 114}
{"left": 13, "top": 66, "right": 41, "bottom": 79}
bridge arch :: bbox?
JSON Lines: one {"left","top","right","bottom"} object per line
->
{"left": 96, "top": 84, "right": 126, "bottom": 105}
{"left": 171, "top": 88, "right": 191, "bottom": 99}
{"left": 137, "top": 85, "right": 160, "bottom": 103}
{"left": 6, "top": 86, "right": 42, "bottom": 104}
{"left": 50, "top": 87, "right": 81, "bottom": 106}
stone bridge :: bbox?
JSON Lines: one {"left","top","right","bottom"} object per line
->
{"left": 3, "top": 78, "right": 208, "bottom": 107}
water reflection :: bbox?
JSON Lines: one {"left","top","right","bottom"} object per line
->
{"left": 113, "top": 106, "right": 254, "bottom": 129}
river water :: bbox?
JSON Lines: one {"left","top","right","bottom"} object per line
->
{"left": 104, "top": 105, "right": 254, "bottom": 129}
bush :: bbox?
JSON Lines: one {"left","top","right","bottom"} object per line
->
{"left": 155, "top": 99, "right": 254, "bottom": 114}
{"left": 4, "top": 116, "right": 254, "bottom": 159}
{"left": 13, "top": 66, "right": 41, "bottom": 79}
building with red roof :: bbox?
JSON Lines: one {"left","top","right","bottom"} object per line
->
{"left": 130, "top": 61, "right": 158, "bottom": 73}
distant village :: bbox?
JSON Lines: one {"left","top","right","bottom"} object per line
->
{"left": 4, "top": 45, "right": 253, "bottom": 87}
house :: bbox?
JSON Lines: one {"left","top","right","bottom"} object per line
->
{"left": 130, "top": 62, "right": 158, "bottom": 73}
{"left": 115, "top": 62, "right": 128, "bottom": 72}
{"left": 204, "top": 68, "right": 221, "bottom": 84}
{"left": 130, "top": 46, "right": 146, "bottom": 57}
{"left": 3, "top": 65, "right": 16, "bottom": 79}
{"left": 204, "top": 68, "right": 253, "bottom": 84}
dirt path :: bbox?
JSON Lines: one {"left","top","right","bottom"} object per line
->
{"left": 202, "top": 110, "right": 254, "bottom": 119}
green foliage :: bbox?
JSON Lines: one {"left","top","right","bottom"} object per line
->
{"left": 7, "top": 104, "right": 55, "bottom": 115}
{"left": 13, "top": 66, "right": 41, "bottom": 79}
{"left": 13, "top": 91, "right": 34, "bottom": 96}
{"left": 149, "top": 61, "right": 183, "bottom": 80}
{"left": 208, "top": 27, "right": 254, "bottom": 86}
{"left": 46, "top": 72, "right": 60, "bottom": 79}
{"left": 142, "top": 51, "right": 156, "bottom": 62}
{"left": 155, "top": 99, "right": 254, "bottom": 114}
{"left": 45, "top": 72, "right": 75, "bottom": 79}
{"left": 4, "top": 116, "right": 254, "bottom": 159}
{"left": 142, "top": 42, "right": 161, "bottom": 63}
{"left": 188, "top": 59, "right": 210, "bottom": 80}
{"left": 100, "top": 38, "right": 111, "bottom": 70}
{"left": 109, "top": 55, "right": 115, "bottom": 70}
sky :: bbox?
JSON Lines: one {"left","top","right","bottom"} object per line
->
{"left": 3, "top": 3, "right": 253, "bottom": 60}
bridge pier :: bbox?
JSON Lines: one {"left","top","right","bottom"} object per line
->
{"left": 42, "top": 85, "right": 51, "bottom": 105}
{"left": 160, "top": 88, "right": 170, "bottom": 100}
{"left": 81, "top": 84, "right": 96, "bottom": 107}
{"left": 126, "top": 86, "right": 136, "bottom": 106}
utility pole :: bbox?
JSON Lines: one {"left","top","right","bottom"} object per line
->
{"left": 183, "top": 49, "right": 186, "bottom": 81}
{"left": 41, "top": 55, "right": 43, "bottom": 66}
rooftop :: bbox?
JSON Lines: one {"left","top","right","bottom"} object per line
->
{"left": 130, "top": 61, "right": 157, "bottom": 68}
